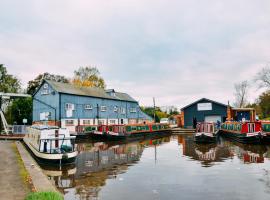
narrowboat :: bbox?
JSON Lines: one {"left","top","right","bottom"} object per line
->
{"left": 194, "top": 122, "right": 218, "bottom": 143}
{"left": 220, "top": 121, "right": 262, "bottom": 144}
{"left": 23, "top": 125, "right": 78, "bottom": 164}
{"left": 84, "top": 123, "right": 171, "bottom": 140}
{"left": 261, "top": 122, "right": 270, "bottom": 143}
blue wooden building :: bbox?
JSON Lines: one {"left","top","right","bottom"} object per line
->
{"left": 33, "top": 80, "right": 152, "bottom": 133}
{"left": 181, "top": 98, "right": 227, "bottom": 128}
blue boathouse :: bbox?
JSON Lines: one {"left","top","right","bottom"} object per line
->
{"left": 180, "top": 98, "right": 227, "bottom": 128}
{"left": 32, "top": 80, "right": 152, "bottom": 133}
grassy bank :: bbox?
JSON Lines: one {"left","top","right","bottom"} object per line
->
{"left": 11, "top": 142, "right": 34, "bottom": 192}
{"left": 25, "top": 191, "right": 63, "bottom": 200}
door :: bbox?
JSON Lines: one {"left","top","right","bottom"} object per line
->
{"left": 204, "top": 115, "right": 221, "bottom": 123}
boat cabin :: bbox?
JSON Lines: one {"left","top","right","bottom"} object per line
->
{"left": 26, "top": 126, "right": 76, "bottom": 154}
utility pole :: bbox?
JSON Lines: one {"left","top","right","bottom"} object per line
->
{"left": 153, "top": 97, "right": 156, "bottom": 123}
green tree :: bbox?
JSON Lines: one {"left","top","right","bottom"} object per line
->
{"left": 0, "top": 64, "right": 21, "bottom": 93}
{"left": 27, "top": 73, "right": 69, "bottom": 95}
{"left": 6, "top": 97, "right": 33, "bottom": 125}
{"left": 258, "top": 91, "right": 270, "bottom": 119}
{"left": 140, "top": 106, "right": 168, "bottom": 122}
{"left": 73, "top": 66, "right": 106, "bottom": 89}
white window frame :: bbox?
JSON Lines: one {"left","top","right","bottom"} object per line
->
{"left": 130, "top": 108, "right": 137, "bottom": 113}
{"left": 65, "top": 120, "right": 74, "bottom": 126}
{"left": 43, "top": 83, "right": 48, "bottom": 89}
{"left": 121, "top": 107, "right": 126, "bottom": 114}
{"left": 109, "top": 120, "right": 116, "bottom": 124}
{"left": 41, "top": 89, "right": 49, "bottom": 95}
{"left": 100, "top": 106, "right": 107, "bottom": 112}
{"left": 65, "top": 103, "right": 75, "bottom": 110}
{"left": 85, "top": 104, "right": 93, "bottom": 110}
{"left": 83, "top": 120, "right": 91, "bottom": 125}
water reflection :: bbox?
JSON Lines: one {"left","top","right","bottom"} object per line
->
{"left": 39, "top": 135, "right": 270, "bottom": 200}
{"left": 178, "top": 135, "right": 270, "bottom": 166}
{"left": 41, "top": 136, "right": 171, "bottom": 199}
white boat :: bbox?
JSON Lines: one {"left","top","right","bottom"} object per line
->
{"left": 23, "top": 125, "right": 78, "bottom": 164}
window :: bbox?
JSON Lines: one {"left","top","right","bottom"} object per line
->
{"left": 85, "top": 104, "right": 93, "bottom": 110}
{"left": 43, "top": 83, "right": 48, "bottom": 89}
{"left": 121, "top": 107, "right": 125, "bottom": 114}
{"left": 109, "top": 120, "right": 116, "bottom": 124}
{"left": 65, "top": 103, "right": 75, "bottom": 110}
{"left": 98, "top": 120, "right": 105, "bottom": 125}
{"left": 248, "top": 123, "right": 255, "bottom": 133}
{"left": 114, "top": 106, "right": 118, "bottom": 112}
{"left": 83, "top": 120, "right": 91, "bottom": 125}
{"left": 65, "top": 120, "right": 74, "bottom": 125}
{"left": 130, "top": 108, "right": 137, "bottom": 113}
{"left": 40, "top": 112, "right": 51, "bottom": 120}
{"left": 100, "top": 106, "right": 107, "bottom": 112}
{"left": 41, "top": 89, "right": 49, "bottom": 95}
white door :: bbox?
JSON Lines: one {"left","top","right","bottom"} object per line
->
{"left": 204, "top": 115, "right": 221, "bottom": 123}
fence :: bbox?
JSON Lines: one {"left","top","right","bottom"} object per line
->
{"left": 12, "top": 125, "right": 28, "bottom": 134}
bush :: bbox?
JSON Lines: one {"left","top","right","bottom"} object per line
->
{"left": 25, "top": 191, "right": 63, "bottom": 200}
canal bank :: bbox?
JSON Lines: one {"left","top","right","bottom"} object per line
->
{"left": 0, "top": 140, "right": 62, "bottom": 200}
{"left": 0, "top": 141, "right": 30, "bottom": 200}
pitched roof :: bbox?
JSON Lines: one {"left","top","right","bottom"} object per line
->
{"left": 181, "top": 98, "right": 227, "bottom": 110}
{"left": 42, "top": 80, "right": 137, "bottom": 102}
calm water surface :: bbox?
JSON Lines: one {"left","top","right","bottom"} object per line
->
{"left": 41, "top": 135, "right": 270, "bottom": 200}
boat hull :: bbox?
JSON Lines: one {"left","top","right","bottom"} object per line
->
{"left": 194, "top": 133, "right": 216, "bottom": 143}
{"left": 219, "top": 130, "right": 262, "bottom": 144}
{"left": 23, "top": 138, "right": 77, "bottom": 165}
{"left": 262, "top": 133, "right": 270, "bottom": 144}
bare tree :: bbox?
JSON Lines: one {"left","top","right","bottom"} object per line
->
{"left": 234, "top": 81, "right": 249, "bottom": 108}
{"left": 255, "top": 64, "right": 270, "bottom": 88}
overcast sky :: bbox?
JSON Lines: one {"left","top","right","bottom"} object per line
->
{"left": 1, "top": 0, "right": 270, "bottom": 108}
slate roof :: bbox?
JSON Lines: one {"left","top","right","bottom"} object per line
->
{"left": 181, "top": 98, "right": 227, "bottom": 110}
{"left": 43, "top": 80, "right": 137, "bottom": 102}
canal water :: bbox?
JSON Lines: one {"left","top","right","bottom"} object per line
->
{"left": 41, "top": 135, "right": 270, "bottom": 200}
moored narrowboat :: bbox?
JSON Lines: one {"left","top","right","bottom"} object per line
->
{"left": 261, "top": 122, "right": 270, "bottom": 143}
{"left": 23, "top": 125, "right": 78, "bottom": 164}
{"left": 194, "top": 122, "right": 218, "bottom": 143}
{"left": 220, "top": 121, "right": 262, "bottom": 144}
{"left": 84, "top": 123, "right": 171, "bottom": 140}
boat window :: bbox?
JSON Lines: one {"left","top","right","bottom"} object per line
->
{"left": 83, "top": 120, "right": 91, "bottom": 125}
{"left": 66, "top": 120, "right": 74, "bottom": 126}
{"left": 248, "top": 123, "right": 255, "bottom": 133}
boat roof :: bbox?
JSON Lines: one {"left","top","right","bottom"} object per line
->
{"left": 30, "top": 125, "right": 59, "bottom": 130}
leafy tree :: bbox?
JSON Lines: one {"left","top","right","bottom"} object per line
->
{"left": 233, "top": 80, "right": 249, "bottom": 108}
{"left": 73, "top": 67, "right": 106, "bottom": 89}
{"left": 140, "top": 106, "right": 168, "bottom": 122}
{"left": 27, "top": 73, "right": 69, "bottom": 95}
{"left": 0, "top": 64, "right": 21, "bottom": 93}
{"left": 6, "top": 97, "right": 33, "bottom": 125}
{"left": 258, "top": 91, "right": 270, "bottom": 119}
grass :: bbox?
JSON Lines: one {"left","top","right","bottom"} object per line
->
{"left": 25, "top": 191, "right": 63, "bottom": 200}
{"left": 11, "top": 142, "right": 34, "bottom": 191}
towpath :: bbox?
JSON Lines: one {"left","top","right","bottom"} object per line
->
{"left": 0, "top": 141, "right": 29, "bottom": 200}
